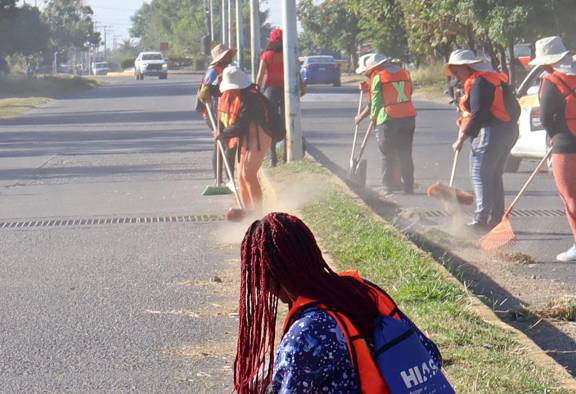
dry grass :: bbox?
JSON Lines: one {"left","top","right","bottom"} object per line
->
{"left": 530, "top": 297, "right": 576, "bottom": 322}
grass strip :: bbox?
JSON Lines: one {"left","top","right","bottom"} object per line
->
{"left": 267, "top": 159, "right": 566, "bottom": 394}
{"left": 0, "top": 75, "right": 98, "bottom": 118}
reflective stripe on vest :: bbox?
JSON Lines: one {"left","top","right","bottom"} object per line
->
{"left": 378, "top": 68, "right": 417, "bottom": 119}
{"left": 282, "top": 271, "right": 401, "bottom": 394}
{"left": 545, "top": 71, "right": 576, "bottom": 136}
{"left": 459, "top": 71, "right": 512, "bottom": 123}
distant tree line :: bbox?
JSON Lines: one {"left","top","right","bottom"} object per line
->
{"left": 298, "top": 0, "right": 576, "bottom": 69}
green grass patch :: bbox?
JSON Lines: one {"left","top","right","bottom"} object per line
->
{"left": 268, "top": 158, "right": 567, "bottom": 393}
{"left": 0, "top": 75, "right": 98, "bottom": 118}
{"left": 410, "top": 62, "right": 449, "bottom": 102}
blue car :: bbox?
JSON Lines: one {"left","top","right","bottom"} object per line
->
{"left": 300, "top": 56, "right": 341, "bottom": 87}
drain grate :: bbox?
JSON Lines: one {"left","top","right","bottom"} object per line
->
{"left": 423, "top": 209, "right": 566, "bottom": 218}
{"left": 0, "top": 214, "right": 224, "bottom": 230}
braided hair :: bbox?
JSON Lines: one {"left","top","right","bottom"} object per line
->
{"left": 234, "top": 212, "right": 380, "bottom": 393}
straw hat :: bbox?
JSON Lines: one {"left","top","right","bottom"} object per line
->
{"left": 444, "top": 49, "right": 493, "bottom": 75}
{"left": 210, "top": 43, "right": 237, "bottom": 65}
{"left": 355, "top": 53, "right": 374, "bottom": 75}
{"left": 220, "top": 65, "right": 252, "bottom": 92}
{"left": 529, "top": 36, "right": 570, "bottom": 67}
{"left": 363, "top": 53, "right": 390, "bottom": 74}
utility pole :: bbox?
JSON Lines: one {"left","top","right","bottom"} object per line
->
{"left": 282, "top": 0, "right": 303, "bottom": 161}
{"left": 221, "top": 0, "right": 228, "bottom": 45}
{"left": 235, "top": 0, "right": 243, "bottom": 68}
{"left": 249, "top": 0, "right": 261, "bottom": 81}
{"left": 209, "top": 0, "right": 215, "bottom": 41}
{"left": 228, "top": 0, "right": 235, "bottom": 49}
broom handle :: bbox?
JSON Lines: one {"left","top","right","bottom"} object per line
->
{"left": 206, "top": 107, "right": 244, "bottom": 209}
{"left": 505, "top": 148, "right": 553, "bottom": 216}
{"left": 349, "top": 90, "right": 364, "bottom": 166}
{"left": 449, "top": 149, "right": 459, "bottom": 188}
{"left": 355, "top": 119, "right": 376, "bottom": 169}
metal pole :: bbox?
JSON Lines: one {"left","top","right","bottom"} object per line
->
{"left": 228, "top": 0, "right": 235, "bottom": 49}
{"left": 209, "top": 0, "right": 215, "bottom": 41}
{"left": 221, "top": 0, "right": 228, "bottom": 45}
{"left": 249, "top": 0, "right": 260, "bottom": 80}
{"left": 235, "top": 0, "right": 243, "bottom": 68}
{"left": 282, "top": 0, "right": 303, "bottom": 161}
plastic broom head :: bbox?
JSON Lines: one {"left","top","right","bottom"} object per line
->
{"left": 426, "top": 182, "right": 474, "bottom": 205}
{"left": 480, "top": 216, "right": 515, "bottom": 251}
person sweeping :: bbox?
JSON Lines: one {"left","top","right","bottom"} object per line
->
{"left": 234, "top": 212, "right": 453, "bottom": 393}
{"left": 256, "top": 28, "right": 285, "bottom": 167}
{"left": 198, "top": 43, "right": 237, "bottom": 180}
{"left": 446, "top": 50, "right": 519, "bottom": 230}
{"left": 530, "top": 37, "right": 576, "bottom": 261}
{"left": 355, "top": 54, "right": 417, "bottom": 194}
{"left": 217, "top": 66, "right": 274, "bottom": 211}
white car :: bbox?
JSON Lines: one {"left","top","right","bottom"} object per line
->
{"left": 506, "top": 65, "right": 548, "bottom": 172}
{"left": 134, "top": 52, "right": 168, "bottom": 80}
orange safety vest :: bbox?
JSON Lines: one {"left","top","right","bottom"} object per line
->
{"left": 544, "top": 71, "right": 576, "bottom": 136}
{"left": 459, "top": 71, "right": 512, "bottom": 128}
{"left": 377, "top": 68, "right": 417, "bottom": 119}
{"left": 282, "top": 271, "right": 401, "bottom": 394}
{"left": 218, "top": 90, "right": 244, "bottom": 149}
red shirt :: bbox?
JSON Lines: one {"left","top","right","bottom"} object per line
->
{"left": 260, "top": 50, "right": 284, "bottom": 88}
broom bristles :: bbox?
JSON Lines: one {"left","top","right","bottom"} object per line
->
{"left": 480, "top": 216, "right": 515, "bottom": 251}
{"left": 427, "top": 182, "right": 474, "bottom": 205}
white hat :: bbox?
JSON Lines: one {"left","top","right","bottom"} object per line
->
{"left": 529, "top": 36, "right": 570, "bottom": 66}
{"left": 553, "top": 55, "right": 576, "bottom": 76}
{"left": 364, "top": 53, "right": 391, "bottom": 74}
{"left": 444, "top": 49, "right": 492, "bottom": 75}
{"left": 210, "top": 43, "right": 237, "bottom": 65}
{"left": 355, "top": 53, "right": 374, "bottom": 75}
{"left": 220, "top": 65, "right": 251, "bottom": 92}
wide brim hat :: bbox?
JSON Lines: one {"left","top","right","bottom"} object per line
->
{"left": 355, "top": 53, "right": 374, "bottom": 74}
{"left": 210, "top": 43, "right": 237, "bottom": 65}
{"left": 443, "top": 49, "right": 485, "bottom": 75}
{"left": 529, "top": 36, "right": 570, "bottom": 66}
{"left": 363, "top": 53, "right": 390, "bottom": 74}
{"left": 220, "top": 65, "right": 251, "bottom": 92}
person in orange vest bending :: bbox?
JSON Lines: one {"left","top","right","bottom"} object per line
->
{"left": 447, "top": 50, "right": 519, "bottom": 230}
{"left": 217, "top": 66, "right": 273, "bottom": 210}
{"left": 233, "top": 212, "right": 452, "bottom": 394}
{"left": 531, "top": 36, "right": 576, "bottom": 261}
{"left": 355, "top": 53, "right": 417, "bottom": 194}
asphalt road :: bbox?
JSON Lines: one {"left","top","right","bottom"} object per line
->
{"left": 0, "top": 75, "right": 240, "bottom": 392}
{"left": 301, "top": 84, "right": 576, "bottom": 284}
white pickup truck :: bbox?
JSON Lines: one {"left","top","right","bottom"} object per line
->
{"left": 134, "top": 52, "right": 168, "bottom": 80}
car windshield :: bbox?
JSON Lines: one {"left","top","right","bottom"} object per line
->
{"left": 307, "top": 57, "right": 335, "bottom": 64}
{"left": 142, "top": 54, "right": 164, "bottom": 60}
{"left": 514, "top": 45, "right": 531, "bottom": 58}
{"left": 94, "top": 63, "right": 108, "bottom": 68}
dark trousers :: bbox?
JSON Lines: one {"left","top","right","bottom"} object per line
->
{"left": 470, "top": 121, "right": 519, "bottom": 223}
{"left": 375, "top": 117, "right": 416, "bottom": 192}
{"left": 263, "top": 86, "right": 286, "bottom": 166}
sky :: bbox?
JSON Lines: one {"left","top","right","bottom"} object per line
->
{"left": 80, "top": 0, "right": 284, "bottom": 44}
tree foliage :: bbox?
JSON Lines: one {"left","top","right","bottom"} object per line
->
{"left": 0, "top": 4, "right": 50, "bottom": 57}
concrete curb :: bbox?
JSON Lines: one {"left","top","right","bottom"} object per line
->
{"left": 260, "top": 158, "right": 576, "bottom": 391}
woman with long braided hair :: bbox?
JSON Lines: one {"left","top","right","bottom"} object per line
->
{"left": 234, "top": 212, "right": 384, "bottom": 393}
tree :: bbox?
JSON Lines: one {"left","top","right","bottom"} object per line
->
{"left": 43, "top": 0, "right": 100, "bottom": 53}
{"left": 0, "top": 4, "right": 50, "bottom": 57}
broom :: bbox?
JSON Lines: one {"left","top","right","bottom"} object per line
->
{"left": 480, "top": 148, "right": 553, "bottom": 251}
{"left": 426, "top": 149, "right": 474, "bottom": 205}
{"left": 350, "top": 119, "right": 376, "bottom": 177}
{"left": 201, "top": 107, "right": 233, "bottom": 196}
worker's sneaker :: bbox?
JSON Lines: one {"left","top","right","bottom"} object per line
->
{"left": 556, "top": 244, "right": 576, "bottom": 262}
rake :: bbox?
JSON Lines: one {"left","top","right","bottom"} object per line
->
{"left": 426, "top": 149, "right": 474, "bottom": 205}
{"left": 480, "top": 148, "right": 553, "bottom": 251}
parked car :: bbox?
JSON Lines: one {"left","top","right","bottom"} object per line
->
{"left": 300, "top": 55, "right": 341, "bottom": 87}
{"left": 506, "top": 65, "right": 548, "bottom": 172}
{"left": 92, "top": 62, "right": 110, "bottom": 76}
{"left": 134, "top": 52, "right": 168, "bottom": 80}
